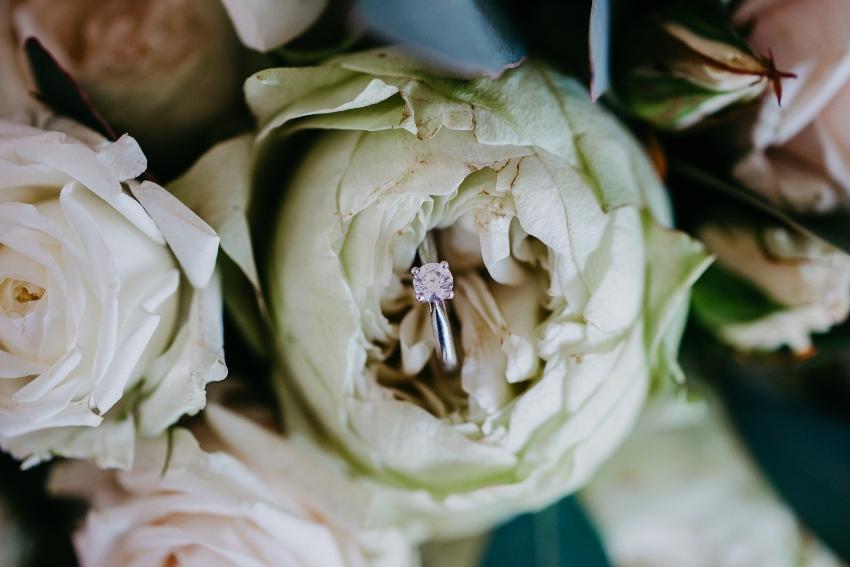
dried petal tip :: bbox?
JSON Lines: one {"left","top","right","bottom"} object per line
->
{"left": 764, "top": 48, "right": 797, "bottom": 106}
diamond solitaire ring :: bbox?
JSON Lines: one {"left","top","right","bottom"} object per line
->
{"left": 412, "top": 233, "right": 459, "bottom": 375}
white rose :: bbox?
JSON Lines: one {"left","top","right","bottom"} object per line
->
{"left": 49, "top": 404, "right": 418, "bottom": 567}
{"left": 581, "top": 401, "right": 842, "bottom": 567}
{"left": 734, "top": 0, "right": 850, "bottom": 212}
{"left": 0, "top": 118, "right": 225, "bottom": 468}
{"left": 218, "top": 50, "right": 713, "bottom": 537}
{"left": 699, "top": 223, "right": 850, "bottom": 353}
{"left": 10, "top": 0, "right": 243, "bottom": 162}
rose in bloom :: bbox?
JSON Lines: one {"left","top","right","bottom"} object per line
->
{"left": 50, "top": 404, "right": 417, "bottom": 567}
{"left": 581, "top": 402, "right": 842, "bottom": 567}
{"left": 0, "top": 118, "right": 224, "bottom": 468}
{"left": 10, "top": 0, "right": 244, "bottom": 164}
{"left": 734, "top": 0, "right": 850, "bottom": 212}
{"left": 696, "top": 223, "right": 850, "bottom": 353}
{"left": 218, "top": 50, "right": 710, "bottom": 536}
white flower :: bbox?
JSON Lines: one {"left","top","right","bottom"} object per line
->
{"left": 212, "top": 50, "right": 712, "bottom": 537}
{"left": 10, "top": 0, "right": 244, "bottom": 159}
{"left": 49, "top": 404, "right": 418, "bottom": 567}
{"left": 734, "top": 0, "right": 850, "bottom": 212}
{"left": 699, "top": 223, "right": 850, "bottom": 353}
{"left": 581, "top": 401, "right": 842, "bottom": 567}
{"left": 0, "top": 118, "right": 225, "bottom": 468}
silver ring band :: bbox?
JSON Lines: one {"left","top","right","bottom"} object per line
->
{"left": 412, "top": 233, "right": 459, "bottom": 375}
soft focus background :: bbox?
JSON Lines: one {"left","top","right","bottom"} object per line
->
{"left": 1, "top": 0, "right": 848, "bottom": 565}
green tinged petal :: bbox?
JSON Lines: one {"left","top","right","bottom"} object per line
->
{"left": 169, "top": 135, "right": 259, "bottom": 288}
{"left": 181, "top": 50, "right": 715, "bottom": 538}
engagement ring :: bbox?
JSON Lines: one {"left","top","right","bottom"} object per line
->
{"left": 412, "top": 233, "right": 459, "bottom": 375}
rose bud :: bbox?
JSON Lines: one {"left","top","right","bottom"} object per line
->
{"left": 694, "top": 222, "right": 850, "bottom": 354}
{"left": 616, "top": 4, "right": 791, "bottom": 130}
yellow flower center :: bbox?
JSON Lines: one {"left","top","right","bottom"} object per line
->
{"left": 0, "top": 278, "right": 46, "bottom": 318}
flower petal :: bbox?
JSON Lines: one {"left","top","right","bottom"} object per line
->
{"left": 130, "top": 181, "right": 219, "bottom": 289}
{"left": 219, "top": 0, "right": 327, "bottom": 51}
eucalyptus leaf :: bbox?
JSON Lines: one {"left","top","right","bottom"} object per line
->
{"left": 589, "top": 0, "right": 611, "bottom": 101}
{"left": 355, "top": 0, "right": 525, "bottom": 78}
{"left": 714, "top": 362, "right": 850, "bottom": 563}
{"left": 479, "top": 496, "right": 610, "bottom": 567}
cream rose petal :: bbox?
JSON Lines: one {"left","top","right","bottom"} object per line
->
{"left": 0, "top": 118, "right": 224, "bottom": 467}
{"left": 138, "top": 272, "right": 227, "bottom": 437}
{"left": 219, "top": 0, "right": 328, "bottom": 51}
{"left": 129, "top": 181, "right": 219, "bottom": 290}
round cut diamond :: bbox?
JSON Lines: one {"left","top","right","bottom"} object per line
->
{"left": 412, "top": 262, "right": 454, "bottom": 303}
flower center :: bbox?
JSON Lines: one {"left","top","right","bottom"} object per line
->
{"left": 0, "top": 278, "right": 46, "bottom": 318}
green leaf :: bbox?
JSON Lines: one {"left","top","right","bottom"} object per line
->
{"left": 691, "top": 263, "right": 785, "bottom": 328}
{"left": 712, "top": 359, "right": 850, "bottom": 563}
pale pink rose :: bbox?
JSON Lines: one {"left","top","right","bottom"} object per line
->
{"left": 699, "top": 223, "right": 850, "bottom": 352}
{"left": 10, "top": 0, "right": 243, "bottom": 161}
{"left": 50, "top": 404, "right": 417, "bottom": 567}
{"left": 734, "top": 0, "right": 850, "bottom": 211}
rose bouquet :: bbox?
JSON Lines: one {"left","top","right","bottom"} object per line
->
{"left": 0, "top": 1, "right": 848, "bottom": 566}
